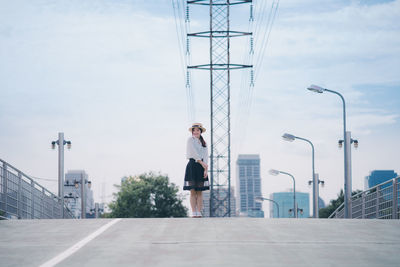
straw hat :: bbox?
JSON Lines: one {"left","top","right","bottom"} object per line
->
{"left": 188, "top": 123, "right": 206, "bottom": 133}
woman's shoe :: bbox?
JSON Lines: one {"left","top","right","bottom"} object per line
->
{"left": 192, "top": 211, "right": 199, "bottom": 218}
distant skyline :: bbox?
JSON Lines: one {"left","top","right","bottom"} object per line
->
{"left": 1, "top": 0, "right": 399, "bottom": 216}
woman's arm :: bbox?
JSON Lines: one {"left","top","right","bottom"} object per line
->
{"left": 203, "top": 146, "right": 209, "bottom": 167}
{"left": 201, "top": 147, "right": 208, "bottom": 178}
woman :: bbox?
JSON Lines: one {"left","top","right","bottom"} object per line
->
{"left": 183, "top": 123, "right": 210, "bottom": 218}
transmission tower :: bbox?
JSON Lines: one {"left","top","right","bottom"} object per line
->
{"left": 187, "top": 0, "right": 252, "bottom": 217}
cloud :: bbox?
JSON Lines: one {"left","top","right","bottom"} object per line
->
{"left": 269, "top": 1, "right": 400, "bottom": 65}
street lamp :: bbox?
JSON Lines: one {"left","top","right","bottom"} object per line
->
{"left": 282, "top": 133, "right": 320, "bottom": 218}
{"left": 90, "top": 203, "right": 104, "bottom": 218}
{"left": 65, "top": 178, "right": 91, "bottom": 219}
{"left": 290, "top": 207, "right": 304, "bottom": 216}
{"left": 307, "top": 84, "right": 358, "bottom": 218}
{"left": 307, "top": 84, "right": 325, "bottom": 93}
{"left": 269, "top": 169, "right": 297, "bottom": 218}
{"left": 51, "top": 132, "right": 71, "bottom": 218}
{"left": 74, "top": 176, "right": 91, "bottom": 219}
{"left": 282, "top": 133, "right": 295, "bottom": 142}
{"left": 255, "top": 196, "right": 280, "bottom": 218}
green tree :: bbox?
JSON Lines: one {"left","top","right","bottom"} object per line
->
{"left": 108, "top": 172, "right": 188, "bottom": 218}
{"left": 319, "top": 189, "right": 362, "bottom": 218}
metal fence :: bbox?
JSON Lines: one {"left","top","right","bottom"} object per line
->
{"left": 0, "top": 159, "right": 74, "bottom": 219}
{"left": 329, "top": 176, "right": 400, "bottom": 219}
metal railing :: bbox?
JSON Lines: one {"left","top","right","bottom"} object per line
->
{"left": 329, "top": 176, "right": 400, "bottom": 219}
{"left": 0, "top": 158, "right": 74, "bottom": 219}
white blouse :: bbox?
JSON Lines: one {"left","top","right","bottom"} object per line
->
{"left": 186, "top": 136, "right": 209, "bottom": 165}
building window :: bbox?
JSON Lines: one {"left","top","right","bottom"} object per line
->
{"left": 247, "top": 178, "right": 253, "bottom": 188}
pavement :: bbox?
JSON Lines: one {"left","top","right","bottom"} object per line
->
{"left": 1, "top": 218, "right": 399, "bottom": 267}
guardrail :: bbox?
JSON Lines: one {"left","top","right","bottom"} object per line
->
{"left": 0, "top": 159, "right": 74, "bottom": 219}
{"left": 329, "top": 176, "right": 400, "bottom": 219}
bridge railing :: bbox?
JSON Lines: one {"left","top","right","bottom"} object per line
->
{"left": 329, "top": 176, "right": 400, "bottom": 219}
{"left": 0, "top": 159, "right": 74, "bottom": 219}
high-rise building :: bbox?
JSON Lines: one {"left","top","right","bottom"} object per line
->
{"left": 64, "top": 170, "right": 94, "bottom": 218}
{"left": 202, "top": 187, "right": 236, "bottom": 217}
{"left": 318, "top": 197, "right": 325, "bottom": 211}
{"left": 236, "top": 154, "right": 263, "bottom": 217}
{"left": 365, "top": 170, "right": 398, "bottom": 189}
{"left": 270, "top": 191, "right": 310, "bottom": 218}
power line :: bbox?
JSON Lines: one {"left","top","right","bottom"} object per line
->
{"left": 254, "top": 0, "right": 279, "bottom": 81}
{"left": 172, "top": 0, "right": 196, "bottom": 122}
{"left": 234, "top": 0, "right": 280, "bottom": 152}
{"left": 30, "top": 176, "right": 58, "bottom": 182}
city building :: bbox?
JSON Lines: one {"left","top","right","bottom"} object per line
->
{"left": 270, "top": 191, "right": 310, "bottom": 218}
{"left": 365, "top": 170, "right": 398, "bottom": 189}
{"left": 64, "top": 194, "right": 81, "bottom": 218}
{"left": 318, "top": 197, "right": 325, "bottom": 211}
{"left": 236, "top": 154, "right": 263, "bottom": 217}
{"left": 202, "top": 187, "right": 236, "bottom": 217}
{"left": 64, "top": 170, "right": 94, "bottom": 218}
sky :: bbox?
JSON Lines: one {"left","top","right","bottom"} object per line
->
{"left": 1, "top": 0, "right": 399, "bottom": 217}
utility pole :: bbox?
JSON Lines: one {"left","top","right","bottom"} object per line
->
{"left": 344, "top": 131, "right": 352, "bottom": 218}
{"left": 58, "top": 133, "right": 64, "bottom": 201}
{"left": 81, "top": 173, "right": 86, "bottom": 219}
{"left": 187, "top": 0, "right": 252, "bottom": 217}
{"left": 307, "top": 85, "right": 356, "bottom": 218}
{"left": 313, "top": 173, "right": 319, "bottom": 218}
{"left": 51, "top": 132, "right": 71, "bottom": 218}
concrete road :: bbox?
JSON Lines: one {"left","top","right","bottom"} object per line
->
{"left": 1, "top": 218, "right": 399, "bottom": 267}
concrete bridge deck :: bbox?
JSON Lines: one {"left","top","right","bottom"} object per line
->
{"left": 1, "top": 218, "right": 399, "bottom": 267}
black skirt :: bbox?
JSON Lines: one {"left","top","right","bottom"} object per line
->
{"left": 183, "top": 158, "right": 210, "bottom": 191}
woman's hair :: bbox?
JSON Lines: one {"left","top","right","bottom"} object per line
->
{"left": 192, "top": 128, "right": 207, "bottom": 147}
{"left": 199, "top": 135, "right": 207, "bottom": 147}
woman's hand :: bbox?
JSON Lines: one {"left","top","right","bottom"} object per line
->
{"left": 197, "top": 161, "right": 208, "bottom": 178}
{"left": 198, "top": 160, "right": 206, "bottom": 169}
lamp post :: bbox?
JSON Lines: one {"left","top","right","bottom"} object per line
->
{"left": 74, "top": 177, "right": 91, "bottom": 219}
{"left": 255, "top": 196, "right": 280, "bottom": 218}
{"left": 51, "top": 132, "right": 71, "bottom": 218}
{"left": 90, "top": 203, "right": 104, "bottom": 218}
{"left": 307, "top": 84, "right": 357, "bottom": 218}
{"left": 269, "top": 169, "right": 297, "bottom": 218}
{"left": 282, "top": 133, "right": 320, "bottom": 218}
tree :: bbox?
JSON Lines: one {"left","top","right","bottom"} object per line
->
{"left": 108, "top": 172, "right": 188, "bottom": 218}
{"left": 319, "top": 189, "right": 362, "bottom": 218}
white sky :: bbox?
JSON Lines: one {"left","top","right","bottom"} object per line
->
{"left": 1, "top": 0, "right": 399, "bottom": 217}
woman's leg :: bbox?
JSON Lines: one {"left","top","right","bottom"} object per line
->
{"left": 196, "top": 191, "right": 203, "bottom": 215}
{"left": 190, "top": 189, "right": 197, "bottom": 215}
